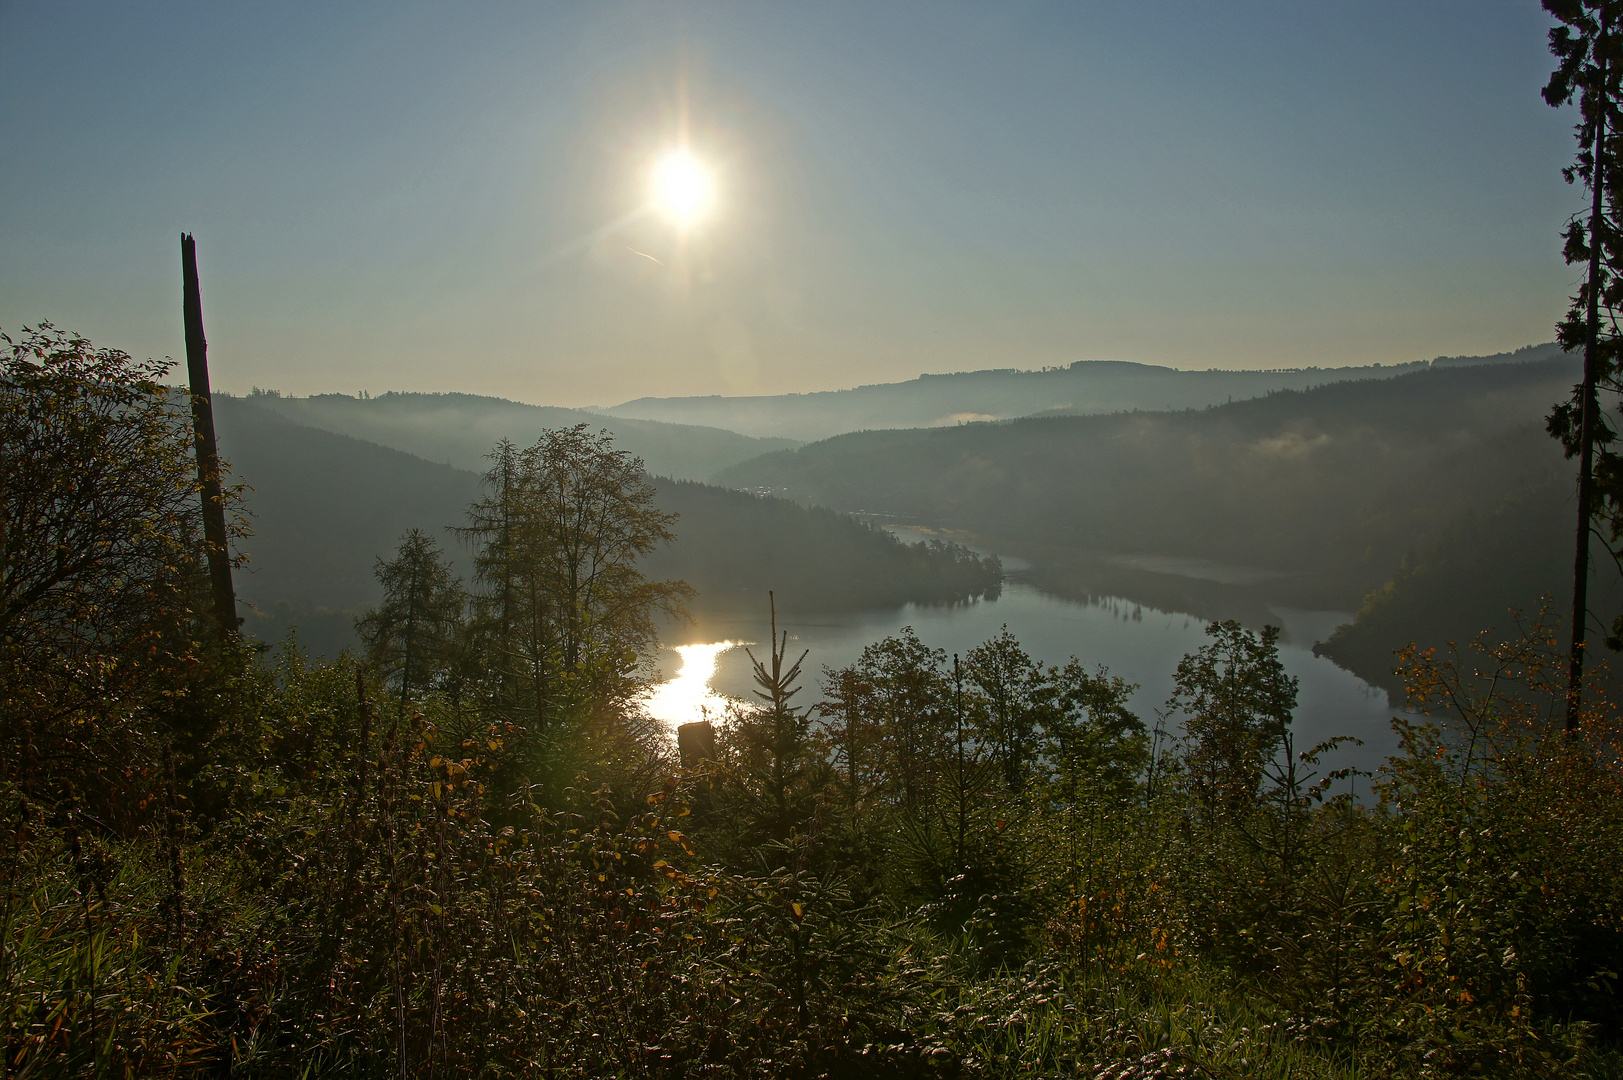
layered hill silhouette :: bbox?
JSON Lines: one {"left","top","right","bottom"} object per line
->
{"left": 232, "top": 389, "right": 798, "bottom": 483}
{"left": 212, "top": 397, "right": 999, "bottom": 656}
{"left": 713, "top": 355, "right": 1592, "bottom": 688}
{"left": 601, "top": 344, "right": 1562, "bottom": 442}
{"left": 214, "top": 346, "right": 1600, "bottom": 690}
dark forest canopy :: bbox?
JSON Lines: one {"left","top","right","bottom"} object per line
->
{"left": 1314, "top": 471, "right": 1623, "bottom": 698}
{"left": 643, "top": 478, "right": 1001, "bottom": 613}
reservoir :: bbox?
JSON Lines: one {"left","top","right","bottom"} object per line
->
{"left": 646, "top": 580, "right": 1409, "bottom": 778}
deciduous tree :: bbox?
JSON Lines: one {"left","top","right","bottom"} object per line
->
{"left": 1165, "top": 621, "right": 1297, "bottom": 821}
{"left": 459, "top": 425, "right": 690, "bottom": 770}
{"left": 1, "top": 323, "right": 244, "bottom": 806}
{"left": 962, "top": 626, "right": 1046, "bottom": 792}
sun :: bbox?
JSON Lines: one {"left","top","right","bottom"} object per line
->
{"left": 651, "top": 149, "right": 715, "bottom": 229}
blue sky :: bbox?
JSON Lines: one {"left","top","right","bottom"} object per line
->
{"left": 0, "top": 1, "right": 1582, "bottom": 405}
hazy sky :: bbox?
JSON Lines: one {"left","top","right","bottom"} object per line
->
{"left": 0, "top": 1, "right": 1582, "bottom": 406}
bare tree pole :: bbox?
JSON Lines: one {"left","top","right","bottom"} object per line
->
{"left": 180, "top": 233, "right": 237, "bottom": 636}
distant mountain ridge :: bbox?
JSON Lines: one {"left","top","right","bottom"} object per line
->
{"left": 233, "top": 389, "right": 798, "bottom": 483}
{"left": 599, "top": 344, "right": 1567, "bottom": 442}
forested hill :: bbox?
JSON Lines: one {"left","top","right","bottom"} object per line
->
{"left": 230, "top": 389, "right": 798, "bottom": 483}
{"left": 641, "top": 479, "right": 1001, "bottom": 613}
{"left": 601, "top": 343, "right": 1564, "bottom": 442}
{"left": 716, "top": 356, "right": 1580, "bottom": 627}
{"left": 212, "top": 397, "right": 999, "bottom": 655}
{"left": 1313, "top": 472, "right": 1623, "bottom": 698}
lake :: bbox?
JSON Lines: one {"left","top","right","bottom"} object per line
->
{"left": 645, "top": 580, "right": 1410, "bottom": 780}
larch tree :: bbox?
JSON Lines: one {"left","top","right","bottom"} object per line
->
{"left": 355, "top": 529, "right": 466, "bottom": 711}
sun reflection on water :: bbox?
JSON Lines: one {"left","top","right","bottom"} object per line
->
{"left": 642, "top": 641, "right": 749, "bottom": 733}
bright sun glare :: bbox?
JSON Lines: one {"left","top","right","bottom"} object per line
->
{"left": 651, "top": 149, "right": 715, "bottom": 229}
{"left": 642, "top": 641, "right": 744, "bottom": 731}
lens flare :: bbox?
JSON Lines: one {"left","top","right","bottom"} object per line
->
{"left": 651, "top": 149, "right": 715, "bottom": 229}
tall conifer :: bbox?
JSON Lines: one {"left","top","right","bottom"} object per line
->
{"left": 1544, "top": 0, "right": 1623, "bottom": 729}
{"left": 355, "top": 529, "right": 465, "bottom": 710}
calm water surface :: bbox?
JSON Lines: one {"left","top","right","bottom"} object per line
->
{"left": 645, "top": 582, "right": 1409, "bottom": 777}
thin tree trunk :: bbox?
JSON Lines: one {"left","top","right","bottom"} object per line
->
{"left": 953, "top": 655, "right": 967, "bottom": 869}
{"left": 401, "top": 561, "right": 421, "bottom": 716}
{"left": 180, "top": 234, "right": 237, "bottom": 637}
{"left": 1569, "top": 76, "right": 1608, "bottom": 734}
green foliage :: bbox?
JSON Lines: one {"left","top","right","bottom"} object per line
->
{"left": 826, "top": 628, "right": 956, "bottom": 816}
{"left": 0, "top": 323, "right": 211, "bottom": 672}
{"left": 1371, "top": 615, "right": 1623, "bottom": 1057}
{"left": 0, "top": 321, "right": 252, "bottom": 817}
{"left": 1543, "top": 0, "right": 1623, "bottom": 540}
{"left": 1164, "top": 620, "right": 1298, "bottom": 821}
{"left": 808, "top": 628, "right": 1151, "bottom": 969}
{"left": 8, "top": 605, "right": 1623, "bottom": 1077}
{"left": 454, "top": 427, "right": 691, "bottom": 801}
{"left": 8, "top": 330, "right": 1623, "bottom": 1077}
{"left": 723, "top": 597, "right": 831, "bottom": 847}
{"left": 962, "top": 628, "right": 1046, "bottom": 792}
{"left": 1042, "top": 659, "right": 1147, "bottom": 802}
{"left": 355, "top": 529, "right": 466, "bottom": 706}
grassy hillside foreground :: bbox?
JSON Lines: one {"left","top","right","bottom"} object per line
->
{"left": 8, "top": 328, "right": 1623, "bottom": 1079}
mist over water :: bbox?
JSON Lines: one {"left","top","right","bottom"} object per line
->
{"left": 652, "top": 582, "right": 1409, "bottom": 777}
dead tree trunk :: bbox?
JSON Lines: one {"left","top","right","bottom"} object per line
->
{"left": 181, "top": 233, "right": 237, "bottom": 636}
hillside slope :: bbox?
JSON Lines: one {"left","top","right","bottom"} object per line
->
{"left": 236, "top": 390, "right": 798, "bottom": 482}
{"left": 1315, "top": 472, "right": 1623, "bottom": 699}
{"left": 717, "top": 358, "right": 1579, "bottom": 612}
{"left": 212, "top": 398, "right": 998, "bottom": 655}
